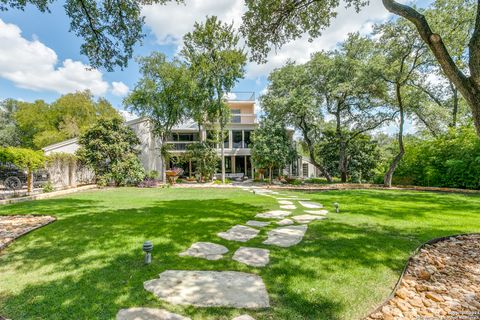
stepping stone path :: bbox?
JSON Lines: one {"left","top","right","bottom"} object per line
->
{"left": 292, "top": 214, "right": 326, "bottom": 224}
{"left": 117, "top": 308, "right": 191, "bottom": 320}
{"left": 305, "top": 210, "right": 329, "bottom": 215}
{"left": 246, "top": 220, "right": 271, "bottom": 228}
{"left": 255, "top": 210, "right": 291, "bottom": 219}
{"left": 179, "top": 242, "right": 228, "bottom": 260}
{"left": 277, "top": 218, "right": 294, "bottom": 226}
{"left": 299, "top": 201, "right": 323, "bottom": 209}
{"left": 263, "top": 225, "right": 308, "bottom": 248}
{"left": 233, "top": 247, "right": 270, "bottom": 267}
{"left": 218, "top": 225, "right": 260, "bottom": 242}
{"left": 144, "top": 270, "right": 270, "bottom": 308}
{"left": 124, "top": 186, "right": 331, "bottom": 318}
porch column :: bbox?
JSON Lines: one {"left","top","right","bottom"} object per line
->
{"left": 244, "top": 155, "right": 247, "bottom": 176}
{"left": 232, "top": 156, "right": 236, "bottom": 174}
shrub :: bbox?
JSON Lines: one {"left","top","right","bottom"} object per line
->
{"left": 42, "top": 181, "right": 54, "bottom": 193}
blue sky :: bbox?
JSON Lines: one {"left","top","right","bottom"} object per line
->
{"left": 0, "top": 0, "right": 430, "bottom": 119}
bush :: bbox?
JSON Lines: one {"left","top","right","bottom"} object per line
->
{"left": 42, "top": 181, "right": 54, "bottom": 193}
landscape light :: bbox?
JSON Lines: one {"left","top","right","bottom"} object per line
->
{"left": 142, "top": 241, "right": 153, "bottom": 264}
{"left": 333, "top": 202, "right": 340, "bottom": 213}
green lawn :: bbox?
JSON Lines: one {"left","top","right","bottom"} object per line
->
{"left": 0, "top": 187, "right": 479, "bottom": 320}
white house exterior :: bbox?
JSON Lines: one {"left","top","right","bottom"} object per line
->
{"left": 43, "top": 93, "right": 320, "bottom": 181}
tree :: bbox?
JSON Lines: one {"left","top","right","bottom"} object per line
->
{"left": 124, "top": 52, "right": 191, "bottom": 183}
{"left": 0, "top": 147, "right": 46, "bottom": 193}
{"left": 77, "top": 118, "right": 144, "bottom": 186}
{"left": 374, "top": 20, "right": 429, "bottom": 187}
{"left": 181, "top": 16, "right": 247, "bottom": 183}
{"left": 183, "top": 142, "right": 220, "bottom": 182}
{"left": 0, "top": 99, "right": 21, "bottom": 147}
{"left": 308, "top": 34, "right": 391, "bottom": 182}
{"left": 261, "top": 62, "right": 333, "bottom": 182}
{"left": 241, "top": 0, "right": 480, "bottom": 138}
{"left": 251, "top": 118, "right": 297, "bottom": 183}
{"left": 1, "top": 0, "right": 183, "bottom": 70}
{"left": 14, "top": 91, "right": 119, "bottom": 149}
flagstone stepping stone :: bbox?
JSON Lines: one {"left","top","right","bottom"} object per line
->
{"left": 232, "top": 315, "right": 256, "bottom": 320}
{"left": 277, "top": 218, "right": 294, "bottom": 226}
{"left": 280, "top": 204, "right": 296, "bottom": 210}
{"left": 263, "top": 225, "right": 308, "bottom": 248}
{"left": 179, "top": 242, "right": 228, "bottom": 260}
{"left": 246, "top": 220, "right": 271, "bottom": 228}
{"left": 276, "top": 198, "right": 310, "bottom": 201}
{"left": 144, "top": 270, "right": 270, "bottom": 309}
{"left": 278, "top": 200, "right": 293, "bottom": 205}
{"left": 255, "top": 210, "right": 291, "bottom": 219}
{"left": 218, "top": 225, "right": 259, "bottom": 242}
{"left": 292, "top": 214, "right": 326, "bottom": 224}
{"left": 233, "top": 247, "right": 270, "bottom": 267}
{"left": 305, "top": 210, "right": 329, "bottom": 215}
{"left": 116, "top": 308, "right": 191, "bottom": 320}
{"left": 299, "top": 201, "right": 323, "bottom": 209}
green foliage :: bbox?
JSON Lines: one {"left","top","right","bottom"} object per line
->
{"left": 0, "top": 147, "right": 46, "bottom": 171}
{"left": 251, "top": 118, "right": 297, "bottom": 182}
{"left": 42, "top": 181, "right": 55, "bottom": 193}
{"left": 13, "top": 91, "right": 119, "bottom": 149}
{"left": 0, "top": 99, "right": 21, "bottom": 147}
{"left": 394, "top": 126, "right": 480, "bottom": 189}
{"left": 46, "top": 152, "right": 77, "bottom": 166}
{"left": 77, "top": 118, "right": 144, "bottom": 186}
{"left": 183, "top": 142, "right": 220, "bottom": 182}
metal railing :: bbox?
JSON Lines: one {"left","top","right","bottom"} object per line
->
{"left": 226, "top": 92, "right": 255, "bottom": 101}
{"left": 230, "top": 113, "right": 257, "bottom": 124}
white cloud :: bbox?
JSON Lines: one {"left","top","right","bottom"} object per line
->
{"left": 0, "top": 18, "right": 109, "bottom": 95}
{"left": 111, "top": 81, "right": 129, "bottom": 96}
{"left": 143, "top": 1, "right": 392, "bottom": 79}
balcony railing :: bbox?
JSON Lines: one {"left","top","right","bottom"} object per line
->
{"left": 230, "top": 113, "right": 256, "bottom": 124}
{"left": 226, "top": 92, "right": 255, "bottom": 101}
{"left": 167, "top": 142, "right": 196, "bottom": 151}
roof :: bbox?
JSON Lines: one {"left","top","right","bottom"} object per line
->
{"left": 42, "top": 138, "right": 79, "bottom": 152}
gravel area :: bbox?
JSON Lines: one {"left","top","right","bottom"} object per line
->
{"left": 0, "top": 215, "right": 55, "bottom": 250}
{"left": 367, "top": 234, "right": 480, "bottom": 320}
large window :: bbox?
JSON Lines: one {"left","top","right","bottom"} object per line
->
{"left": 231, "top": 109, "right": 241, "bottom": 123}
{"left": 169, "top": 133, "right": 199, "bottom": 142}
{"left": 232, "top": 130, "right": 243, "bottom": 148}
{"left": 243, "top": 130, "right": 252, "bottom": 148}
{"left": 302, "top": 163, "right": 309, "bottom": 178}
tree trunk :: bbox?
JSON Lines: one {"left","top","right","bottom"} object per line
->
{"left": 301, "top": 126, "right": 333, "bottom": 182}
{"left": 161, "top": 137, "right": 167, "bottom": 184}
{"left": 27, "top": 169, "right": 33, "bottom": 194}
{"left": 269, "top": 166, "right": 273, "bottom": 184}
{"left": 384, "top": 83, "right": 406, "bottom": 187}
{"left": 382, "top": 0, "right": 480, "bottom": 137}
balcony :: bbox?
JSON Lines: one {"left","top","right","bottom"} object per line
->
{"left": 230, "top": 113, "right": 257, "bottom": 124}
{"left": 226, "top": 92, "right": 255, "bottom": 102}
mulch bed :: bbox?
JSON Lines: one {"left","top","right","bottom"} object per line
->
{"left": 366, "top": 234, "right": 480, "bottom": 319}
{"left": 0, "top": 215, "right": 55, "bottom": 251}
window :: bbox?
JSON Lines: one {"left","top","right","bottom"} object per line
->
{"left": 232, "top": 131, "right": 243, "bottom": 148}
{"left": 243, "top": 130, "right": 252, "bottom": 148}
{"left": 169, "top": 133, "right": 198, "bottom": 142}
{"left": 231, "top": 109, "right": 241, "bottom": 123}
{"left": 302, "top": 163, "right": 309, "bottom": 178}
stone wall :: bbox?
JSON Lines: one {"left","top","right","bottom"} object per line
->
{"left": 46, "top": 161, "right": 94, "bottom": 189}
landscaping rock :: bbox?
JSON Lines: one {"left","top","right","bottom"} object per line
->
{"left": 277, "top": 219, "right": 294, "bottom": 226}
{"left": 232, "top": 315, "right": 255, "bottom": 320}
{"left": 246, "top": 220, "right": 271, "bottom": 228}
{"left": 179, "top": 242, "right": 228, "bottom": 260}
{"left": 233, "top": 247, "right": 270, "bottom": 267}
{"left": 292, "top": 214, "right": 326, "bottom": 224}
{"left": 305, "top": 210, "right": 329, "bottom": 216}
{"left": 144, "top": 270, "right": 270, "bottom": 309}
{"left": 280, "top": 205, "right": 296, "bottom": 210}
{"left": 263, "top": 225, "right": 308, "bottom": 247}
{"left": 0, "top": 215, "right": 55, "bottom": 251}
{"left": 218, "top": 225, "right": 260, "bottom": 242}
{"left": 278, "top": 200, "right": 293, "bottom": 205}
{"left": 116, "top": 308, "right": 191, "bottom": 320}
{"left": 298, "top": 201, "right": 323, "bottom": 209}
{"left": 366, "top": 234, "right": 480, "bottom": 319}
{"left": 255, "top": 210, "right": 291, "bottom": 219}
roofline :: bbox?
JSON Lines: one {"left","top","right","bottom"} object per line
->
{"left": 42, "top": 138, "right": 79, "bottom": 152}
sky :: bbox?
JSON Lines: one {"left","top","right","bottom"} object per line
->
{"left": 0, "top": 0, "right": 429, "bottom": 124}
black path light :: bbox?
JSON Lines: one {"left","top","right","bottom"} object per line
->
{"left": 142, "top": 240, "right": 153, "bottom": 264}
{"left": 333, "top": 202, "right": 340, "bottom": 213}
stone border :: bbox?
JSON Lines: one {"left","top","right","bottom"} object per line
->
{"left": 363, "top": 233, "right": 480, "bottom": 319}
{"left": 0, "top": 215, "right": 57, "bottom": 251}
{"left": 0, "top": 185, "right": 98, "bottom": 205}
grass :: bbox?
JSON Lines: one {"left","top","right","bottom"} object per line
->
{"left": 0, "top": 187, "right": 479, "bottom": 320}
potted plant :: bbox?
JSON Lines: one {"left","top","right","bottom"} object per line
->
{"left": 165, "top": 167, "right": 184, "bottom": 184}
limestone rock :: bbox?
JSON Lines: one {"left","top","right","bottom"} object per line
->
{"left": 232, "top": 316, "right": 255, "bottom": 320}
{"left": 298, "top": 201, "right": 323, "bottom": 209}
{"left": 179, "top": 242, "right": 228, "bottom": 260}
{"left": 233, "top": 247, "right": 270, "bottom": 267}
{"left": 255, "top": 210, "right": 291, "bottom": 219}
{"left": 116, "top": 308, "right": 191, "bottom": 320}
{"left": 278, "top": 200, "right": 293, "bottom": 205}
{"left": 277, "top": 219, "right": 294, "bottom": 226}
{"left": 218, "top": 225, "right": 260, "bottom": 242}
{"left": 246, "top": 220, "right": 271, "bottom": 228}
{"left": 263, "top": 225, "right": 308, "bottom": 247}
{"left": 305, "top": 210, "right": 329, "bottom": 216}
{"left": 280, "top": 205, "right": 297, "bottom": 210}
{"left": 144, "top": 270, "right": 270, "bottom": 309}
{"left": 292, "top": 214, "right": 326, "bottom": 224}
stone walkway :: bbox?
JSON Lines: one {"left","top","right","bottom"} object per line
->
{"left": 120, "top": 187, "right": 329, "bottom": 319}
